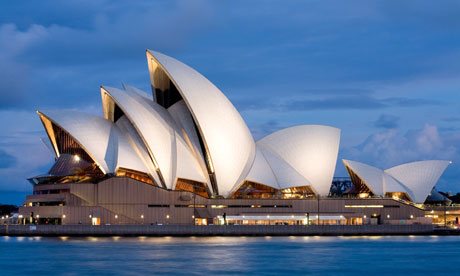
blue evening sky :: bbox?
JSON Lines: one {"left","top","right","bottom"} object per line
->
{"left": 1, "top": 0, "right": 460, "bottom": 204}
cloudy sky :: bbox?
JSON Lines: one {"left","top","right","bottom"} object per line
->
{"left": 1, "top": 0, "right": 460, "bottom": 204}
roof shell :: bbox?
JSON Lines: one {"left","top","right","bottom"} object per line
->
{"left": 147, "top": 50, "right": 256, "bottom": 196}
{"left": 101, "top": 86, "right": 176, "bottom": 188}
{"left": 239, "top": 145, "right": 280, "bottom": 191}
{"left": 259, "top": 146, "right": 312, "bottom": 190}
{"left": 343, "top": 159, "right": 452, "bottom": 203}
{"left": 102, "top": 86, "right": 210, "bottom": 189}
{"left": 37, "top": 110, "right": 148, "bottom": 175}
{"left": 258, "top": 125, "right": 340, "bottom": 196}
{"left": 342, "top": 159, "right": 384, "bottom": 195}
{"left": 385, "top": 160, "right": 452, "bottom": 203}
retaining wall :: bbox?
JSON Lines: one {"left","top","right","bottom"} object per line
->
{"left": 0, "top": 224, "right": 440, "bottom": 236}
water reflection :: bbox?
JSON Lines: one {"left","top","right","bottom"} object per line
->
{"left": 0, "top": 236, "right": 459, "bottom": 275}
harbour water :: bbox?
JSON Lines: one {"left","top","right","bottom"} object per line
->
{"left": 0, "top": 235, "right": 458, "bottom": 275}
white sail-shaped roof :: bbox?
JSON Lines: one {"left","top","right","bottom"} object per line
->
{"left": 147, "top": 50, "right": 256, "bottom": 196}
{"left": 258, "top": 125, "right": 340, "bottom": 196}
{"left": 385, "top": 160, "right": 451, "bottom": 203}
{"left": 101, "top": 86, "right": 176, "bottom": 188}
{"left": 122, "top": 84, "right": 153, "bottom": 101}
{"left": 382, "top": 173, "right": 412, "bottom": 199}
{"left": 35, "top": 50, "right": 352, "bottom": 199}
{"left": 342, "top": 159, "right": 384, "bottom": 195}
{"left": 115, "top": 115, "right": 161, "bottom": 185}
{"left": 259, "top": 147, "right": 311, "bottom": 190}
{"left": 102, "top": 86, "right": 210, "bottom": 190}
{"left": 238, "top": 146, "right": 280, "bottom": 192}
{"left": 37, "top": 110, "right": 148, "bottom": 175}
{"left": 174, "top": 134, "right": 209, "bottom": 187}
{"left": 343, "top": 159, "right": 452, "bottom": 203}
{"left": 168, "top": 100, "right": 209, "bottom": 183}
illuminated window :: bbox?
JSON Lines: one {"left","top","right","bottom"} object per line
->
{"left": 175, "top": 178, "right": 210, "bottom": 198}
{"left": 116, "top": 167, "right": 154, "bottom": 185}
{"left": 231, "top": 181, "right": 278, "bottom": 199}
{"left": 385, "top": 192, "right": 411, "bottom": 202}
{"left": 281, "top": 186, "right": 315, "bottom": 199}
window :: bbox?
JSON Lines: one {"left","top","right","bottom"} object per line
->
{"left": 231, "top": 181, "right": 279, "bottom": 199}
{"left": 175, "top": 178, "right": 210, "bottom": 198}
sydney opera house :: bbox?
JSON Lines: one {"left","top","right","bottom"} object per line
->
{"left": 19, "top": 50, "right": 451, "bottom": 226}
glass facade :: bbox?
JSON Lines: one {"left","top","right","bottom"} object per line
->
{"left": 231, "top": 181, "right": 279, "bottom": 199}
{"left": 175, "top": 178, "right": 211, "bottom": 198}
{"left": 281, "top": 186, "right": 315, "bottom": 199}
{"left": 116, "top": 167, "right": 154, "bottom": 185}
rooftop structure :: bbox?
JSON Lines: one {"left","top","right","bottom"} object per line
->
{"left": 343, "top": 160, "right": 452, "bottom": 203}
{"left": 20, "top": 50, "right": 450, "bottom": 226}
{"left": 32, "top": 50, "right": 341, "bottom": 200}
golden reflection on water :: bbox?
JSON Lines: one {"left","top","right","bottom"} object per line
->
{"left": 5, "top": 235, "right": 455, "bottom": 245}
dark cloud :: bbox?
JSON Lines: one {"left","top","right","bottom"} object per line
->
{"left": 0, "top": 149, "right": 16, "bottom": 169}
{"left": 0, "top": 0, "right": 215, "bottom": 111}
{"left": 382, "top": 97, "right": 442, "bottom": 107}
{"left": 374, "top": 114, "right": 400, "bottom": 129}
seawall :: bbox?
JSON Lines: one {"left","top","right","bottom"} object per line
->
{"left": 0, "top": 224, "right": 453, "bottom": 236}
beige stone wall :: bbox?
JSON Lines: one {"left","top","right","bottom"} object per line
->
{"left": 20, "top": 177, "right": 427, "bottom": 225}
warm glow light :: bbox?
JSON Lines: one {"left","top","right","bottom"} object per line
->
{"left": 62, "top": 214, "right": 66, "bottom": 219}
{"left": 115, "top": 214, "right": 118, "bottom": 219}
{"left": 192, "top": 215, "right": 195, "bottom": 219}
{"left": 363, "top": 215, "right": 367, "bottom": 219}
{"left": 36, "top": 214, "right": 39, "bottom": 218}
{"left": 166, "top": 214, "right": 170, "bottom": 219}
{"left": 358, "top": 193, "right": 369, "bottom": 198}
{"left": 345, "top": 205, "right": 384, "bottom": 208}
{"left": 89, "top": 214, "right": 92, "bottom": 218}
{"left": 211, "top": 205, "right": 227, "bottom": 208}
{"left": 141, "top": 215, "right": 144, "bottom": 219}
{"left": 410, "top": 215, "right": 414, "bottom": 219}
{"left": 74, "top": 155, "right": 80, "bottom": 161}
{"left": 18, "top": 215, "right": 23, "bottom": 219}
{"left": 387, "top": 214, "right": 390, "bottom": 219}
